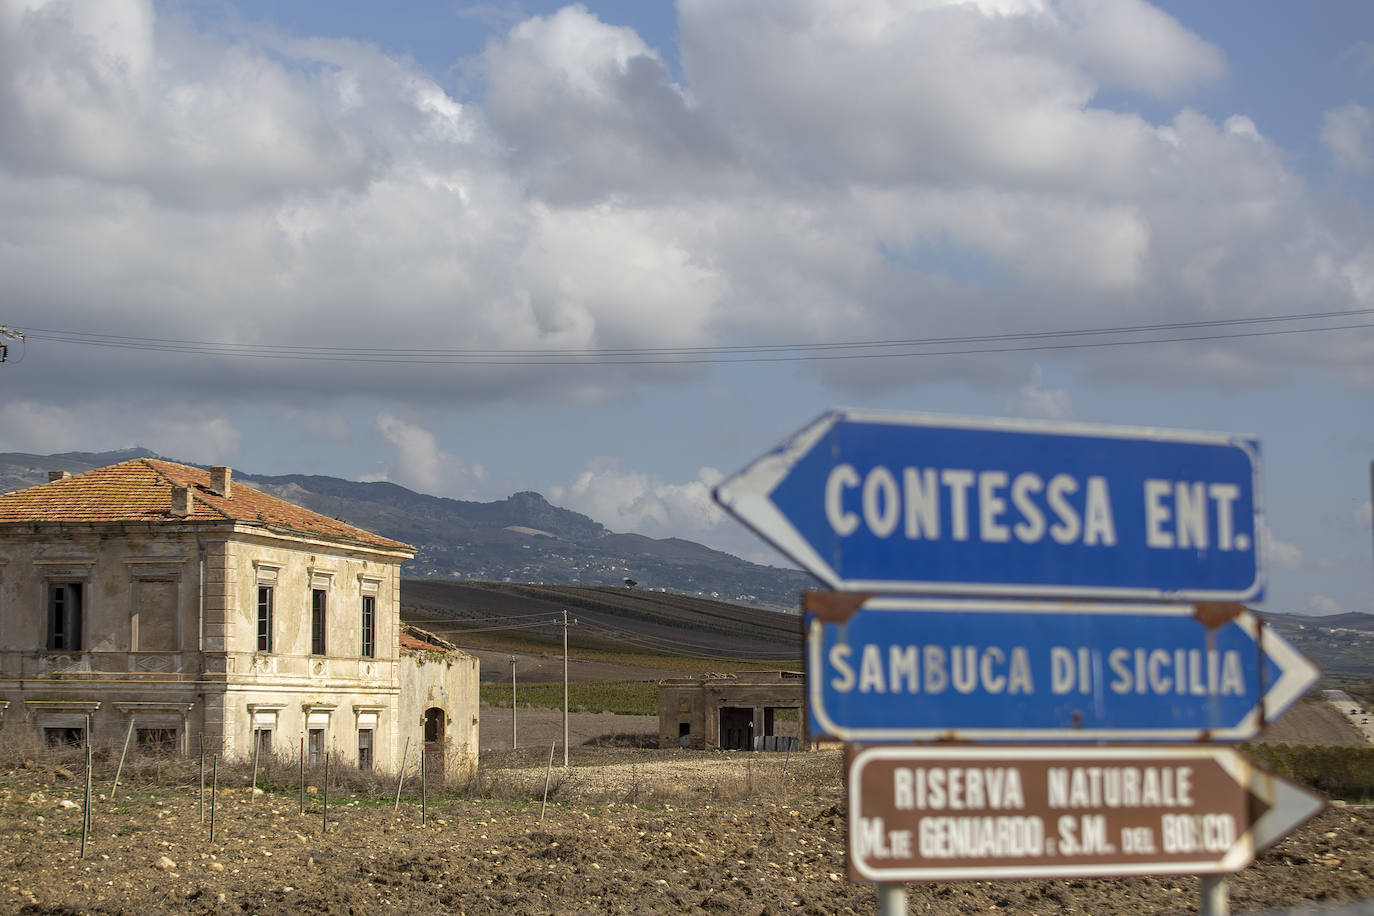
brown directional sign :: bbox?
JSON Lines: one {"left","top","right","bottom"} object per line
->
{"left": 848, "top": 745, "right": 1324, "bottom": 883}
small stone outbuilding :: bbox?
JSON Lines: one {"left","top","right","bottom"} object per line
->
{"left": 398, "top": 625, "right": 478, "bottom": 779}
{"left": 659, "top": 672, "right": 805, "bottom": 750}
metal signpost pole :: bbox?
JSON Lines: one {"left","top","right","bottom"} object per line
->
{"left": 876, "top": 883, "right": 905, "bottom": 916}
{"left": 1201, "top": 875, "right": 1229, "bottom": 916}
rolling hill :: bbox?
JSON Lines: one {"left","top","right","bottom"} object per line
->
{"left": 0, "top": 449, "right": 815, "bottom": 610}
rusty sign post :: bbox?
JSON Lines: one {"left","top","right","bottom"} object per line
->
{"left": 848, "top": 745, "right": 1324, "bottom": 884}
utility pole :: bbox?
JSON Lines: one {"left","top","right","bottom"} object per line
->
{"left": 0, "top": 325, "right": 24, "bottom": 363}
{"left": 509, "top": 655, "right": 517, "bottom": 750}
{"left": 563, "top": 610, "right": 570, "bottom": 768}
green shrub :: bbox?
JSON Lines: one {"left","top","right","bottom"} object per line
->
{"left": 481, "top": 681, "right": 659, "bottom": 716}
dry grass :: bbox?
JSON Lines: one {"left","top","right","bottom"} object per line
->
{"left": 0, "top": 736, "right": 842, "bottom": 810}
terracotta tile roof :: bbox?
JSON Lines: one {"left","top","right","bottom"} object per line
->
{"left": 400, "top": 625, "right": 457, "bottom": 653}
{"left": 0, "top": 458, "right": 412, "bottom": 553}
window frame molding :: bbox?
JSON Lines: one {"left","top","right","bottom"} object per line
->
{"left": 353, "top": 705, "right": 383, "bottom": 771}
{"left": 123, "top": 559, "right": 185, "bottom": 653}
{"left": 252, "top": 562, "right": 282, "bottom": 654}
{"left": 255, "top": 584, "right": 275, "bottom": 654}
{"left": 308, "top": 568, "right": 334, "bottom": 657}
{"left": 34, "top": 559, "right": 94, "bottom": 653}
{"left": 360, "top": 595, "right": 377, "bottom": 659}
{"left": 357, "top": 575, "right": 383, "bottom": 660}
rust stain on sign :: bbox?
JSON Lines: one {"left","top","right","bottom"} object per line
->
{"left": 1193, "top": 602, "right": 1245, "bottom": 630}
{"left": 802, "top": 589, "right": 872, "bottom": 624}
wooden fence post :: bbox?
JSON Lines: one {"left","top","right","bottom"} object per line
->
{"left": 111, "top": 718, "right": 135, "bottom": 799}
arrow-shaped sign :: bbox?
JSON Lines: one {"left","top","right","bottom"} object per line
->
{"left": 714, "top": 409, "right": 1264, "bottom": 601}
{"left": 848, "top": 745, "right": 1325, "bottom": 883}
{"left": 806, "top": 596, "right": 1318, "bottom": 743}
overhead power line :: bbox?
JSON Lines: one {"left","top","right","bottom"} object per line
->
{"left": 8, "top": 308, "right": 1372, "bottom": 367}
{"left": 575, "top": 616, "right": 798, "bottom": 659}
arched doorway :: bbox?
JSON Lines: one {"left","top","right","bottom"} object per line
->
{"left": 423, "top": 707, "right": 446, "bottom": 779}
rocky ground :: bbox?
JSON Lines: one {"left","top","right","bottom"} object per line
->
{"left": 1, "top": 737, "right": 1373, "bottom": 916}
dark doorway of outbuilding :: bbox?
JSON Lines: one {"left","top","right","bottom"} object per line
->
{"left": 423, "top": 707, "right": 445, "bottom": 778}
{"left": 719, "top": 707, "right": 753, "bottom": 750}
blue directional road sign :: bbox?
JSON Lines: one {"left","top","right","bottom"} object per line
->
{"left": 713, "top": 410, "right": 1264, "bottom": 601}
{"left": 805, "top": 597, "right": 1317, "bottom": 743}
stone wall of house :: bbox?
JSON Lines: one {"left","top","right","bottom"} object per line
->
{"left": 0, "top": 527, "right": 205, "bottom": 751}
{"left": 0, "top": 522, "right": 440, "bottom": 774}
{"left": 214, "top": 532, "right": 408, "bottom": 768}
{"left": 399, "top": 648, "right": 480, "bottom": 781}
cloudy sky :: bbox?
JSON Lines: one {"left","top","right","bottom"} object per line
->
{"left": 1, "top": 0, "right": 1371, "bottom": 615}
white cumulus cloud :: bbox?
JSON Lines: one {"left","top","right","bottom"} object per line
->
{"left": 1323, "top": 103, "right": 1374, "bottom": 176}
{"left": 0, "top": 0, "right": 1368, "bottom": 421}
{"left": 364, "top": 413, "right": 487, "bottom": 498}
{"left": 551, "top": 458, "right": 726, "bottom": 540}
{"left": 1259, "top": 520, "right": 1303, "bottom": 571}
{"left": 0, "top": 400, "right": 240, "bottom": 464}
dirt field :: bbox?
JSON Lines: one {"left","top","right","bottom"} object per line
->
{"left": 479, "top": 706, "right": 659, "bottom": 753}
{"left": 3, "top": 725, "right": 1374, "bottom": 916}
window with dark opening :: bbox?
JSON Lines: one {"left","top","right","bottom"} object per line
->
{"left": 256, "top": 586, "right": 274, "bottom": 652}
{"left": 360, "top": 595, "right": 376, "bottom": 658}
{"left": 45, "top": 727, "right": 84, "bottom": 748}
{"left": 308, "top": 728, "right": 325, "bottom": 766}
{"left": 357, "top": 728, "right": 373, "bottom": 771}
{"left": 47, "top": 583, "right": 83, "bottom": 651}
{"left": 254, "top": 728, "right": 273, "bottom": 757}
{"left": 311, "top": 589, "right": 327, "bottom": 655}
{"left": 137, "top": 728, "right": 177, "bottom": 752}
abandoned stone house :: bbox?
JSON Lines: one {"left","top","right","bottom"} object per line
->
{"left": 0, "top": 458, "right": 477, "bottom": 775}
{"left": 658, "top": 672, "right": 805, "bottom": 750}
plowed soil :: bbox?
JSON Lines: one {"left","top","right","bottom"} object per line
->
{"left": 2, "top": 744, "right": 1373, "bottom": 916}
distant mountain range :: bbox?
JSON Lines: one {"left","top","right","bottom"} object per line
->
{"left": 0, "top": 449, "right": 815, "bottom": 610}
{"left": 8, "top": 450, "right": 1374, "bottom": 667}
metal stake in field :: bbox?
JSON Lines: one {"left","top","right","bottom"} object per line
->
{"left": 540, "top": 743, "right": 555, "bottom": 823}
{"left": 510, "top": 655, "right": 518, "bottom": 750}
{"left": 111, "top": 717, "right": 135, "bottom": 799}
{"left": 80, "top": 712, "right": 92, "bottom": 859}
{"left": 209, "top": 756, "right": 218, "bottom": 843}
{"left": 250, "top": 730, "right": 261, "bottom": 802}
{"left": 420, "top": 744, "right": 427, "bottom": 826}
{"left": 322, "top": 752, "right": 329, "bottom": 833}
{"left": 299, "top": 737, "right": 306, "bottom": 815}
{"left": 199, "top": 739, "right": 206, "bottom": 825}
{"left": 394, "top": 736, "right": 410, "bottom": 811}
